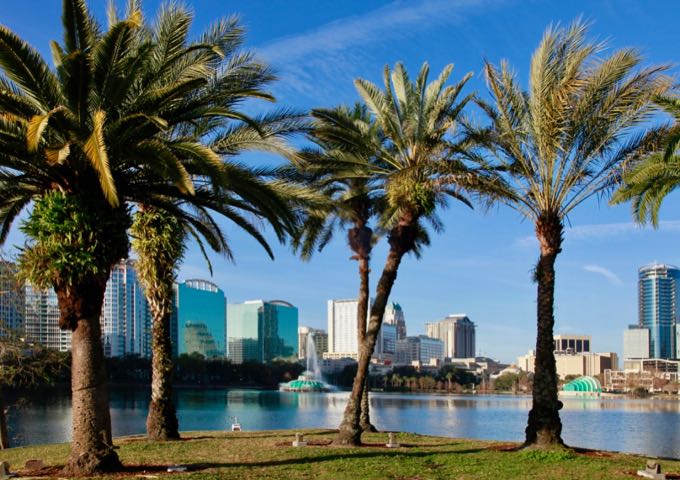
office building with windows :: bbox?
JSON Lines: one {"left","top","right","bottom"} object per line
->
{"left": 326, "top": 298, "right": 397, "bottom": 360}
{"left": 425, "top": 314, "right": 476, "bottom": 358}
{"left": 298, "top": 326, "right": 328, "bottom": 360}
{"left": 174, "top": 279, "right": 226, "bottom": 358}
{"left": 384, "top": 302, "right": 407, "bottom": 340}
{"left": 554, "top": 335, "right": 591, "bottom": 353}
{"left": 24, "top": 283, "right": 70, "bottom": 351}
{"left": 638, "top": 263, "right": 679, "bottom": 359}
{"left": 101, "top": 260, "right": 151, "bottom": 358}
{"left": 396, "top": 335, "right": 445, "bottom": 365}
{"left": 0, "top": 261, "right": 24, "bottom": 335}
{"left": 624, "top": 325, "right": 650, "bottom": 360}
{"left": 227, "top": 300, "right": 298, "bottom": 363}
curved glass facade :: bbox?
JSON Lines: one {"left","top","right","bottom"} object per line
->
{"left": 175, "top": 280, "right": 226, "bottom": 358}
{"left": 227, "top": 300, "right": 298, "bottom": 363}
{"left": 638, "top": 264, "right": 679, "bottom": 360}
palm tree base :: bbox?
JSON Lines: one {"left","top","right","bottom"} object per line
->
{"left": 334, "top": 423, "right": 362, "bottom": 446}
{"left": 63, "top": 448, "right": 122, "bottom": 476}
{"left": 146, "top": 400, "right": 180, "bottom": 441}
{"left": 360, "top": 422, "right": 378, "bottom": 433}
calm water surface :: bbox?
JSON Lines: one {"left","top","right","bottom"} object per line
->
{"left": 7, "top": 387, "right": 680, "bottom": 458}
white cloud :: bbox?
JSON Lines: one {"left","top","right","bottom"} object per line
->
{"left": 583, "top": 264, "right": 623, "bottom": 285}
{"left": 255, "top": 0, "right": 500, "bottom": 100}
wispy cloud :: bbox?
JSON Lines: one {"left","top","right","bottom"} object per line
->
{"left": 515, "top": 220, "right": 680, "bottom": 248}
{"left": 256, "top": 0, "right": 500, "bottom": 100}
{"left": 583, "top": 264, "right": 623, "bottom": 285}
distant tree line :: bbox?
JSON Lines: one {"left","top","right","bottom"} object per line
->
{"left": 1, "top": 348, "right": 305, "bottom": 391}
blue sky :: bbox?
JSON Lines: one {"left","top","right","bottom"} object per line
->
{"left": 3, "top": 0, "right": 680, "bottom": 363}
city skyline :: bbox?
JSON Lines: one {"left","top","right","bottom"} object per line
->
{"left": 3, "top": 1, "right": 680, "bottom": 363}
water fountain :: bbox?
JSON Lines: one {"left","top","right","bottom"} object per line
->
{"left": 279, "top": 333, "right": 333, "bottom": 392}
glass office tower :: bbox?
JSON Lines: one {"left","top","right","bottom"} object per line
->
{"left": 174, "top": 279, "right": 226, "bottom": 358}
{"left": 638, "top": 263, "right": 679, "bottom": 359}
{"left": 227, "top": 300, "right": 298, "bottom": 363}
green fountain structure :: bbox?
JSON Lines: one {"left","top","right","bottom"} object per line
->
{"left": 280, "top": 332, "right": 333, "bottom": 392}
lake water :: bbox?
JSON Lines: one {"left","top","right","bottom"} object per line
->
{"left": 7, "top": 387, "right": 680, "bottom": 458}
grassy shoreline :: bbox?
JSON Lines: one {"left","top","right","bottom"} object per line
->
{"left": 2, "top": 429, "right": 680, "bottom": 479}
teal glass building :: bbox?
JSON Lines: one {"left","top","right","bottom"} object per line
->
{"left": 227, "top": 300, "right": 298, "bottom": 363}
{"left": 173, "top": 279, "right": 226, "bottom": 358}
{"left": 638, "top": 264, "right": 679, "bottom": 360}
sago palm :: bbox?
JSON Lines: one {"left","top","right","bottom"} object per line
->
{"left": 124, "top": 4, "right": 304, "bottom": 442}
{"left": 294, "top": 103, "right": 384, "bottom": 432}
{"left": 611, "top": 96, "right": 680, "bottom": 225}
{"left": 476, "top": 21, "right": 670, "bottom": 447}
{"left": 0, "top": 0, "right": 297, "bottom": 473}
{"left": 334, "top": 62, "right": 503, "bottom": 445}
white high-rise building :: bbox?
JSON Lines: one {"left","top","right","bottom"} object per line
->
{"left": 326, "top": 298, "right": 397, "bottom": 360}
{"left": 327, "top": 299, "right": 365, "bottom": 355}
{"left": 624, "top": 325, "right": 650, "bottom": 360}
{"left": 24, "top": 283, "right": 71, "bottom": 351}
{"left": 101, "top": 260, "right": 151, "bottom": 358}
{"left": 426, "top": 314, "right": 476, "bottom": 358}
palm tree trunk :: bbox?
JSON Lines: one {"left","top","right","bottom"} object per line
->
{"left": 335, "top": 245, "right": 405, "bottom": 445}
{"left": 146, "top": 293, "right": 179, "bottom": 440}
{"left": 524, "top": 216, "right": 564, "bottom": 448}
{"left": 56, "top": 277, "right": 122, "bottom": 475}
{"left": 0, "top": 395, "right": 8, "bottom": 449}
{"left": 349, "top": 223, "right": 377, "bottom": 433}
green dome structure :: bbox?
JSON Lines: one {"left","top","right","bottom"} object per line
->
{"left": 561, "top": 376, "right": 602, "bottom": 397}
{"left": 279, "top": 372, "right": 332, "bottom": 392}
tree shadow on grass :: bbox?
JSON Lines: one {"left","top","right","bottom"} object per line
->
{"left": 188, "top": 446, "right": 486, "bottom": 471}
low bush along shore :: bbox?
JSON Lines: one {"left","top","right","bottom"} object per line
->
{"left": 2, "top": 429, "right": 680, "bottom": 479}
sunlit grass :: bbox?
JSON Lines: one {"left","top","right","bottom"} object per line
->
{"left": 2, "top": 429, "right": 679, "bottom": 479}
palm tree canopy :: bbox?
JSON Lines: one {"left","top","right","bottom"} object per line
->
{"left": 352, "top": 61, "right": 504, "bottom": 255}
{"left": 291, "top": 103, "right": 385, "bottom": 259}
{"left": 610, "top": 95, "right": 680, "bottom": 227}
{"left": 477, "top": 20, "right": 671, "bottom": 222}
{"left": 0, "top": 0, "right": 306, "bottom": 273}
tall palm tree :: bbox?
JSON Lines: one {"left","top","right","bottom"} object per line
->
{"left": 476, "top": 21, "right": 670, "bottom": 447}
{"left": 294, "top": 103, "right": 383, "bottom": 432}
{"left": 123, "top": 4, "right": 304, "bottom": 441}
{"left": 0, "top": 0, "right": 299, "bottom": 473}
{"left": 333, "top": 62, "right": 502, "bottom": 445}
{"left": 611, "top": 96, "right": 680, "bottom": 224}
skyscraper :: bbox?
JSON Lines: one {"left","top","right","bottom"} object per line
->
{"left": 101, "top": 260, "right": 151, "bottom": 358}
{"left": 0, "top": 260, "right": 24, "bottom": 335}
{"left": 638, "top": 263, "right": 679, "bottom": 359}
{"left": 227, "top": 300, "right": 298, "bottom": 363}
{"left": 624, "top": 325, "right": 650, "bottom": 360}
{"left": 384, "top": 302, "right": 407, "bottom": 340}
{"left": 425, "top": 314, "right": 476, "bottom": 358}
{"left": 326, "top": 298, "right": 397, "bottom": 360}
{"left": 24, "top": 283, "right": 70, "bottom": 351}
{"left": 174, "top": 279, "right": 226, "bottom": 358}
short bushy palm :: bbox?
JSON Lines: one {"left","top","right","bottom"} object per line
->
{"left": 124, "top": 4, "right": 304, "bottom": 442}
{"left": 477, "top": 21, "right": 670, "bottom": 447}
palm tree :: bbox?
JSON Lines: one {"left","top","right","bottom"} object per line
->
{"left": 611, "top": 96, "right": 680, "bottom": 224}
{"left": 294, "top": 103, "right": 383, "bottom": 432}
{"left": 0, "top": 1, "right": 300, "bottom": 473}
{"left": 476, "top": 21, "right": 670, "bottom": 447}
{"left": 333, "top": 62, "right": 503, "bottom": 445}
{"left": 125, "top": 5, "right": 304, "bottom": 441}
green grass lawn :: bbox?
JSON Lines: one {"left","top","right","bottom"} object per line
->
{"left": 2, "top": 429, "right": 679, "bottom": 479}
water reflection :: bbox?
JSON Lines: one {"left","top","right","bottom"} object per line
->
{"left": 7, "top": 388, "right": 680, "bottom": 458}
